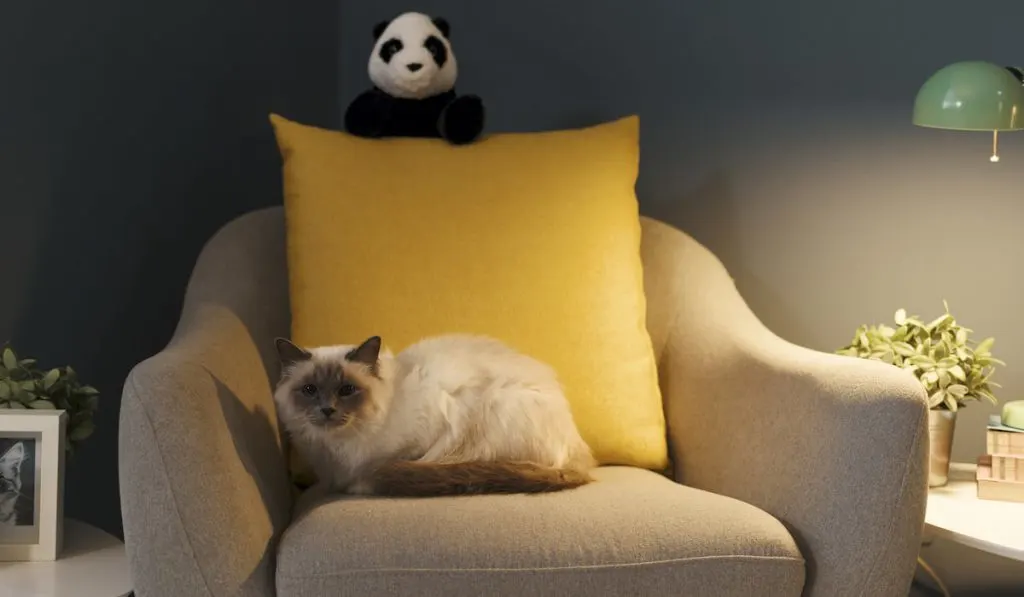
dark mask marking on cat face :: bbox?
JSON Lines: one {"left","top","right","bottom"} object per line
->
{"left": 289, "top": 360, "right": 370, "bottom": 428}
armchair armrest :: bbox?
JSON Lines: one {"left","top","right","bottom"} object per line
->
{"left": 119, "top": 208, "right": 293, "bottom": 597}
{"left": 640, "top": 219, "right": 929, "bottom": 597}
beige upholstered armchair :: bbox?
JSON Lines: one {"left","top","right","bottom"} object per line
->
{"left": 118, "top": 207, "right": 928, "bottom": 597}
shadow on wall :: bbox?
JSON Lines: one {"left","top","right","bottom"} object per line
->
{"left": 8, "top": 85, "right": 290, "bottom": 539}
{"left": 644, "top": 172, "right": 816, "bottom": 345}
{"left": 1, "top": 0, "right": 339, "bottom": 536}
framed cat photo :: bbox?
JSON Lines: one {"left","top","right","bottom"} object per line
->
{"left": 0, "top": 410, "right": 66, "bottom": 561}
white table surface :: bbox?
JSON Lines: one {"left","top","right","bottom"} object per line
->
{"left": 926, "top": 462, "right": 1024, "bottom": 561}
{"left": 0, "top": 519, "right": 132, "bottom": 597}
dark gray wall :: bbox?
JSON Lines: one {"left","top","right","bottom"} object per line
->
{"left": 1, "top": 1, "right": 339, "bottom": 536}
{"left": 340, "top": 1, "right": 1024, "bottom": 592}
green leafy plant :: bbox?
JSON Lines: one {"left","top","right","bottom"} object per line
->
{"left": 836, "top": 301, "right": 1004, "bottom": 411}
{"left": 0, "top": 344, "right": 99, "bottom": 453}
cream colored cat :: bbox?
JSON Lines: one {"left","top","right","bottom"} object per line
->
{"left": 273, "top": 333, "right": 596, "bottom": 496}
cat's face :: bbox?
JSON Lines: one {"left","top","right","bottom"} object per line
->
{"left": 273, "top": 336, "right": 392, "bottom": 434}
{"left": 0, "top": 441, "right": 25, "bottom": 524}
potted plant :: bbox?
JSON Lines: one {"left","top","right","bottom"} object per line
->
{"left": 0, "top": 344, "right": 99, "bottom": 455}
{"left": 837, "top": 301, "right": 1004, "bottom": 487}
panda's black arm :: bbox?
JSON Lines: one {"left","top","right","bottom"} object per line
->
{"left": 344, "top": 90, "right": 388, "bottom": 138}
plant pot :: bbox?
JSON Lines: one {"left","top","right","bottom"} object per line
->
{"left": 928, "top": 409, "right": 957, "bottom": 487}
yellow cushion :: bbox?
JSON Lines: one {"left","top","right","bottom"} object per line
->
{"left": 270, "top": 114, "right": 668, "bottom": 470}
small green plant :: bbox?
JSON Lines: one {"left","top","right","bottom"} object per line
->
{"left": 836, "top": 301, "right": 1004, "bottom": 411}
{"left": 0, "top": 344, "right": 99, "bottom": 453}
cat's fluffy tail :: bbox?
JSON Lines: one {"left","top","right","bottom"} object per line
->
{"left": 368, "top": 460, "right": 594, "bottom": 496}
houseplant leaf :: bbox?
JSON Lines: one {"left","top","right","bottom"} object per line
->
{"left": 2, "top": 348, "right": 16, "bottom": 370}
{"left": 0, "top": 346, "right": 99, "bottom": 449}
{"left": 947, "top": 384, "right": 968, "bottom": 399}
{"left": 837, "top": 301, "right": 1004, "bottom": 411}
{"left": 892, "top": 342, "right": 917, "bottom": 357}
{"left": 69, "top": 420, "right": 95, "bottom": 441}
{"left": 926, "top": 314, "right": 953, "bottom": 331}
{"left": 978, "top": 389, "right": 998, "bottom": 404}
{"left": 42, "top": 368, "right": 60, "bottom": 390}
{"left": 975, "top": 337, "right": 995, "bottom": 355}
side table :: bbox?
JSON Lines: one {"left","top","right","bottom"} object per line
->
{"left": 0, "top": 518, "right": 132, "bottom": 597}
{"left": 917, "top": 462, "right": 1024, "bottom": 596}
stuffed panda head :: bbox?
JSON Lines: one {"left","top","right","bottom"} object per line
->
{"left": 368, "top": 12, "right": 458, "bottom": 100}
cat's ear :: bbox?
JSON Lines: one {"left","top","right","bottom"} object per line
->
{"left": 0, "top": 442, "right": 24, "bottom": 474}
{"left": 276, "top": 337, "right": 312, "bottom": 366}
{"left": 346, "top": 336, "right": 382, "bottom": 367}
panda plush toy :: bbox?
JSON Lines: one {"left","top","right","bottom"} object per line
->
{"left": 343, "top": 12, "right": 485, "bottom": 145}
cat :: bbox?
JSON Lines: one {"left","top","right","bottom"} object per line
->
{"left": 272, "top": 333, "right": 597, "bottom": 497}
{"left": 0, "top": 441, "right": 25, "bottom": 525}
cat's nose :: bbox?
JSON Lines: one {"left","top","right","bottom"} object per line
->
{"left": 406, "top": 63, "right": 422, "bottom": 72}
{"left": 320, "top": 406, "right": 336, "bottom": 417}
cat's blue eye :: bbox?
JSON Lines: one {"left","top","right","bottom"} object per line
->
{"left": 339, "top": 383, "right": 358, "bottom": 397}
{"left": 301, "top": 384, "right": 317, "bottom": 396}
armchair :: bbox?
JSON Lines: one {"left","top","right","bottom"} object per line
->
{"left": 119, "top": 207, "right": 928, "bottom": 596}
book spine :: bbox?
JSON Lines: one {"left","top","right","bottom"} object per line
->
{"left": 986, "top": 430, "right": 1024, "bottom": 456}
{"left": 990, "top": 455, "right": 1024, "bottom": 482}
{"left": 977, "top": 453, "right": 1024, "bottom": 503}
{"left": 977, "top": 479, "right": 1024, "bottom": 503}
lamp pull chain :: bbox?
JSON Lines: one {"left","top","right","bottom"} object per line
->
{"left": 991, "top": 130, "right": 1001, "bottom": 163}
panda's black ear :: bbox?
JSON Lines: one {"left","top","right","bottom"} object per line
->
{"left": 372, "top": 20, "right": 389, "bottom": 40}
{"left": 432, "top": 17, "right": 450, "bottom": 38}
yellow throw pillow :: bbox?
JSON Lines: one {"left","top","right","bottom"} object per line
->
{"left": 270, "top": 113, "right": 668, "bottom": 470}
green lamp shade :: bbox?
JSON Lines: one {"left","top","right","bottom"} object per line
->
{"left": 913, "top": 61, "right": 1024, "bottom": 131}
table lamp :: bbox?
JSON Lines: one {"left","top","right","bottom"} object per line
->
{"left": 913, "top": 61, "right": 1024, "bottom": 162}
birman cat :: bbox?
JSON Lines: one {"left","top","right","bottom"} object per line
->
{"left": 0, "top": 442, "right": 26, "bottom": 525}
{"left": 273, "top": 334, "right": 596, "bottom": 496}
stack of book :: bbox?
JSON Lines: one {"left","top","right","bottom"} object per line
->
{"left": 976, "top": 414, "right": 1024, "bottom": 503}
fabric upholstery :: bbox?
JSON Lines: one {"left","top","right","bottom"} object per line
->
{"left": 269, "top": 114, "right": 667, "bottom": 471}
{"left": 638, "top": 217, "right": 930, "bottom": 597}
{"left": 119, "top": 208, "right": 294, "bottom": 597}
{"left": 119, "top": 207, "right": 930, "bottom": 597}
{"left": 276, "top": 466, "right": 804, "bottom": 597}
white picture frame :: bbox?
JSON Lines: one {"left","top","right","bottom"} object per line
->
{"left": 0, "top": 410, "right": 66, "bottom": 561}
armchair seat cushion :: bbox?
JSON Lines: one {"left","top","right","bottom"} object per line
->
{"left": 275, "top": 466, "right": 805, "bottom": 596}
